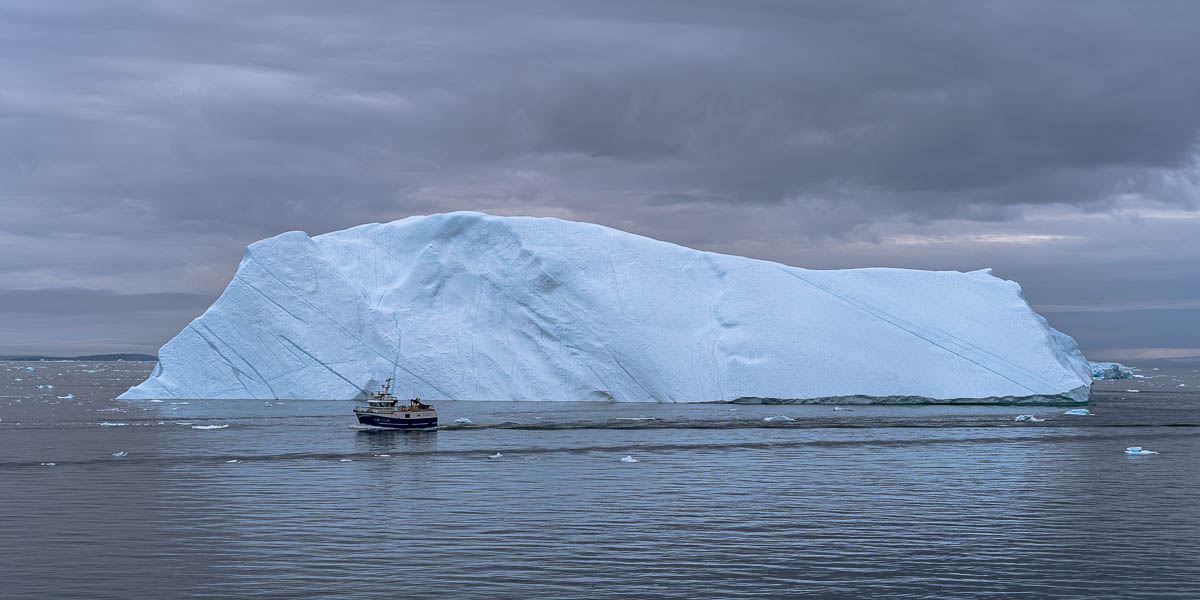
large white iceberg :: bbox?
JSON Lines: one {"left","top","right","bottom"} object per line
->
{"left": 120, "top": 212, "right": 1092, "bottom": 403}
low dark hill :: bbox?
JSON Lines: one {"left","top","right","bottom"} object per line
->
{"left": 0, "top": 353, "right": 158, "bottom": 362}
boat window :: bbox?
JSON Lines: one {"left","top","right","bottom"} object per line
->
{"left": 405, "top": 414, "right": 410, "bottom": 418}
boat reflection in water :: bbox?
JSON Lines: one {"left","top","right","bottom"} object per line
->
{"left": 353, "top": 379, "right": 438, "bottom": 430}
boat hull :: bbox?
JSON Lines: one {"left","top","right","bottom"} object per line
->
{"left": 356, "top": 413, "right": 438, "bottom": 430}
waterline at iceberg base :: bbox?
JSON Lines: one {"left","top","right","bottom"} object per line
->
{"left": 120, "top": 212, "right": 1092, "bottom": 404}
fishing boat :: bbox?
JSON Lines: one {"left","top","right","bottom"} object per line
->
{"left": 353, "top": 378, "right": 437, "bottom": 430}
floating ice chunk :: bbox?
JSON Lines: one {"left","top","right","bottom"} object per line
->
{"left": 339, "top": 458, "right": 353, "bottom": 462}
{"left": 375, "top": 454, "right": 391, "bottom": 457}
{"left": 56, "top": 394, "right": 74, "bottom": 399}
{"left": 174, "top": 422, "right": 194, "bottom": 426}
{"left": 99, "top": 422, "right": 127, "bottom": 427}
{"left": 1015, "top": 414, "right": 1045, "bottom": 422}
{"left": 488, "top": 452, "right": 503, "bottom": 459}
{"left": 620, "top": 455, "right": 639, "bottom": 463}
{"left": 147, "top": 399, "right": 162, "bottom": 403}
{"left": 1063, "top": 408, "right": 1091, "bottom": 416}
{"left": 1090, "top": 361, "right": 1133, "bottom": 380}
{"left": 225, "top": 459, "right": 240, "bottom": 463}
{"left": 111, "top": 451, "right": 128, "bottom": 457}
{"left": 1125, "top": 447, "right": 1159, "bottom": 455}
{"left": 170, "top": 402, "right": 189, "bottom": 405}
{"left": 1181, "top": 384, "right": 1188, "bottom": 387}
{"left": 40, "top": 462, "right": 55, "bottom": 466}
{"left": 191, "top": 424, "right": 228, "bottom": 430}
{"left": 454, "top": 417, "right": 474, "bottom": 425}
{"left": 24, "top": 367, "right": 34, "bottom": 372}
{"left": 833, "top": 407, "right": 853, "bottom": 412}
{"left": 13, "top": 378, "right": 21, "bottom": 382}
{"left": 1125, "top": 389, "right": 1139, "bottom": 393}
{"left": 615, "top": 417, "right": 658, "bottom": 421}
{"left": 764, "top": 415, "right": 794, "bottom": 422}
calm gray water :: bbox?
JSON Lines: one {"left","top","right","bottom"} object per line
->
{"left": 2, "top": 361, "right": 1199, "bottom": 599}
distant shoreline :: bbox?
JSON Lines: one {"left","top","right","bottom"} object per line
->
{"left": 0, "top": 353, "right": 157, "bottom": 362}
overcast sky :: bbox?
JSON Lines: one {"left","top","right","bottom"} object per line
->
{"left": 1, "top": 1, "right": 1198, "bottom": 364}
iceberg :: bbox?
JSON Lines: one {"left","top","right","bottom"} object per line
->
{"left": 1063, "top": 408, "right": 1091, "bottom": 416}
{"left": 620, "top": 455, "right": 640, "bottom": 463}
{"left": 1090, "top": 361, "right": 1134, "bottom": 380}
{"left": 120, "top": 212, "right": 1092, "bottom": 404}
{"left": 1125, "top": 447, "right": 1159, "bottom": 455}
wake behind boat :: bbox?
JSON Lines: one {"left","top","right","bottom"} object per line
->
{"left": 353, "top": 379, "right": 437, "bottom": 430}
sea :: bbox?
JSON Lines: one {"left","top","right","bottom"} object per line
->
{"left": 2, "top": 361, "right": 1198, "bottom": 599}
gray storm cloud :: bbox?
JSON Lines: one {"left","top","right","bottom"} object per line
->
{"left": 1, "top": 0, "right": 1198, "bottom": 362}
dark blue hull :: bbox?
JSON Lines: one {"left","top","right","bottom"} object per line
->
{"left": 356, "top": 413, "right": 438, "bottom": 430}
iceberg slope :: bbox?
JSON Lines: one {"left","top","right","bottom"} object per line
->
{"left": 121, "top": 212, "right": 1092, "bottom": 403}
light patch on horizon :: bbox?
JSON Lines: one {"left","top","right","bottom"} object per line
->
{"left": 882, "top": 233, "right": 1081, "bottom": 246}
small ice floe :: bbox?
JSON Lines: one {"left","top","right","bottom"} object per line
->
{"left": 191, "top": 424, "right": 228, "bottom": 430}
{"left": 13, "top": 378, "right": 22, "bottom": 382}
{"left": 1063, "top": 408, "right": 1091, "bottom": 416}
{"left": 24, "top": 367, "right": 34, "bottom": 372}
{"left": 375, "top": 454, "right": 391, "bottom": 458}
{"left": 170, "top": 402, "right": 189, "bottom": 405}
{"left": 763, "top": 415, "right": 794, "bottom": 422}
{"left": 620, "top": 455, "right": 639, "bottom": 463}
{"left": 1181, "top": 384, "right": 1188, "bottom": 387}
{"left": 615, "top": 417, "right": 658, "bottom": 421}
{"left": 174, "top": 422, "right": 194, "bottom": 426}
{"left": 264, "top": 402, "right": 272, "bottom": 406}
{"left": 99, "top": 422, "right": 128, "bottom": 427}
{"left": 833, "top": 407, "right": 853, "bottom": 412}
{"left": 40, "top": 462, "right": 55, "bottom": 466}
{"left": 339, "top": 458, "right": 353, "bottom": 462}
{"left": 1125, "top": 447, "right": 1159, "bottom": 455}
{"left": 1015, "top": 414, "right": 1045, "bottom": 422}
{"left": 1125, "top": 390, "right": 1140, "bottom": 393}
{"left": 111, "top": 451, "right": 128, "bottom": 457}
{"left": 454, "top": 417, "right": 474, "bottom": 425}
{"left": 56, "top": 394, "right": 74, "bottom": 399}
{"left": 147, "top": 399, "right": 162, "bottom": 403}
{"left": 488, "top": 452, "right": 503, "bottom": 459}
{"left": 225, "top": 459, "right": 240, "bottom": 464}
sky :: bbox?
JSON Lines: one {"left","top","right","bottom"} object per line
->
{"left": 1, "top": 1, "right": 1198, "bottom": 364}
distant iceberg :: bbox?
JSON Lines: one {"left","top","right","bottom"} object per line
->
{"left": 120, "top": 212, "right": 1092, "bottom": 404}
{"left": 1090, "top": 361, "right": 1134, "bottom": 380}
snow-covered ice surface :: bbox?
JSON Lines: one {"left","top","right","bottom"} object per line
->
{"left": 120, "top": 212, "right": 1091, "bottom": 404}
